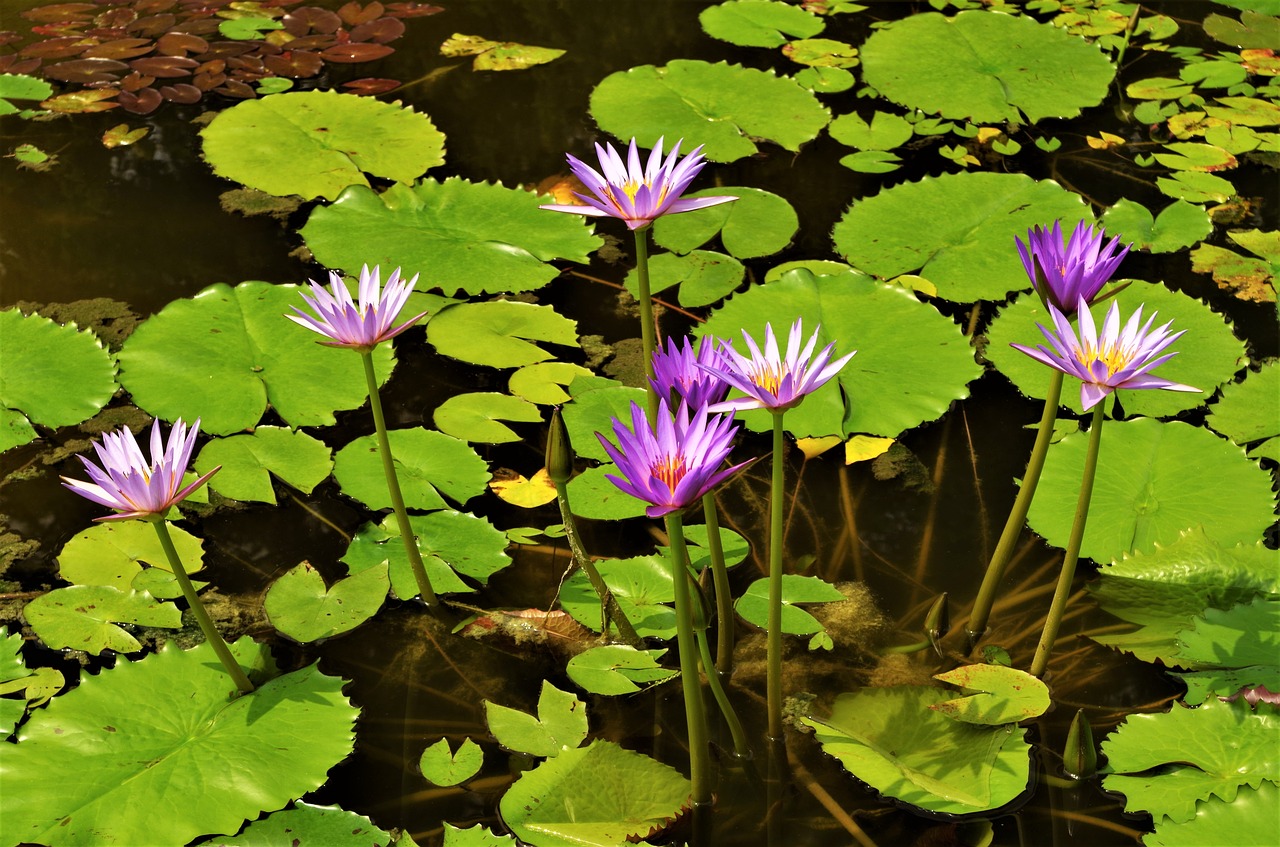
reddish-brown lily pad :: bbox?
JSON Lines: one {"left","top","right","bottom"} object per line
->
{"left": 21, "top": 3, "right": 97, "bottom": 24}
{"left": 82, "top": 37, "right": 154, "bottom": 59}
{"left": 43, "top": 57, "right": 128, "bottom": 83}
{"left": 129, "top": 14, "right": 179, "bottom": 38}
{"left": 342, "top": 77, "right": 400, "bottom": 95}
{"left": 41, "top": 88, "right": 120, "bottom": 112}
{"left": 20, "top": 36, "right": 93, "bottom": 59}
{"left": 129, "top": 55, "right": 197, "bottom": 76}
{"left": 283, "top": 7, "right": 342, "bottom": 35}
{"left": 155, "top": 32, "right": 208, "bottom": 55}
{"left": 320, "top": 42, "right": 393, "bottom": 62}
{"left": 351, "top": 17, "right": 404, "bottom": 43}
{"left": 385, "top": 2, "right": 443, "bottom": 18}
{"left": 339, "top": 1, "right": 386, "bottom": 26}
{"left": 159, "top": 82, "right": 200, "bottom": 103}
{"left": 263, "top": 51, "right": 323, "bottom": 78}
{"left": 117, "top": 86, "right": 162, "bottom": 113}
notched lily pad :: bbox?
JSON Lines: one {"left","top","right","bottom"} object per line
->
{"left": 440, "top": 33, "right": 565, "bottom": 71}
{"left": 22, "top": 585, "right": 181, "bottom": 654}
{"left": 264, "top": 562, "right": 389, "bottom": 643}
{"left": 699, "top": 0, "right": 825, "bottom": 48}
{"left": 931, "top": 664, "right": 1051, "bottom": 725}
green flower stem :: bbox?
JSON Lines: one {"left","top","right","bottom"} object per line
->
{"left": 633, "top": 228, "right": 659, "bottom": 419}
{"left": 665, "top": 511, "right": 713, "bottom": 806}
{"left": 685, "top": 563, "right": 751, "bottom": 760}
{"left": 552, "top": 477, "right": 642, "bottom": 648}
{"left": 1030, "top": 403, "right": 1106, "bottom": 678}
{"left": 150, "top": 517, "right": 253, "bottom": 694}
{"left": 361, "top": 350, "right": 438, "bottom": 610}
{"left": 701, "top": 492, "right": 735, "bottom": 674}
{"left": 767, "top": 411, "right": 786, "bottom": 741}
{"left": 967, "top": 369, "right": 1064, "bottom": 651}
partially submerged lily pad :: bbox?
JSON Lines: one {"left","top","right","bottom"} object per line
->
{"left": 1207, "top": 361, "right": 1279, "bottom": 458}
{"left": 699, "top": 0, "right": 824, "bottom": 48}
{"left": 651, "top": 186, "right": 797, "bottom": 259}
{"left": 209, "top": 802, "right": 394, "bottom": 847}
{"left": 440, "top": 34, "right": 565, "bottom": 71}
{"left": 931, "top": 664, "right": 1051, "bottom": 725}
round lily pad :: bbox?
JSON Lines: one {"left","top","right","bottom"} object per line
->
{"left": 1207, "top": 361, "right": 1279, "bottom": 456}
{"left": 624, "top": 250, "right": 745, "bottom": 308}
{"left": 301, "top": 179, "right": 601, "bottom": 297}
{"left": 23, "top": 585, "right": 181, "bottom": 655}
{"left": 1100, "top": 199, "right": 1213, "bottom": 254}
{"left": 433, "top": 393, "right": 543, "bottom": 444}
{"left": 699, "top": 269, "right": 982, "bottom": 438}
{"left": 428, "top": 301, "right": 579, "bottom": 368}
{"left": 264, "top": 562, "right": 389, "bottom": 644}
{"left": 860, "top": 11, "right": 1115, "bottom": 124}
{"left": 200, "top": 90, "right": 445, "bottom": 200}
{"left": 332, "top": 429, "right": 489, "bottom": 512}
{"left": 590, "top": 60, "right": 830, "bottom": 163}
{"left": 117, "top": 281, "right": 394, "bottom": 436}
{"left": 0, "top": 309, "right": 116, "bottom": 452}
{"left": 1027, "top": 418, "right": 1276, "bottom": 564}
{"left": 213, "top": 802, "right": 394, "bottom": 847}
{"left": 832, "top": 172, "right": 1092, "bottom": 302}
{"left": 985, "top": 283, "right": 1246, "bottom": 419}
{"left": 651, "top": 186, "right": 798, "bottom": 259}
{"left": 699, "top": 0, "right": 824, "bottom": 48}
{"left": 57, "top": 520, "right": 204, "bottom": 592}
{"left": 195, "top": 427, "right": 333, "bottom": 504}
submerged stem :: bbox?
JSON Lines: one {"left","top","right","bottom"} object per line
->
{"left": 767, "top": 411, "right": 786, "bottom": 740}
{"left": 666, "top": 512, "right": 713, "bottom": 805}
{"left": 1030, "top": 403, "right": 1106, "bottom": 678}
{"left": 688, "top": 568, "right": 751, "bottom": 759}
{"left": 702, "top": 492, "right": 735, "bottom": 674}
{"left": 362, "top": 350, "right": 438, "bottom": 609}
{"left": 968, "top": 369, "right": 1064, "bottom": 650}
{"left": 151, "top": 517, "right": 253, "bottom": 694}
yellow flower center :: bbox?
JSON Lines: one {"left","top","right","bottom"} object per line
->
{"left": 750, "top": 364, "right": 784, "bottom": 395}
{"left": 1076, "top": 339, "right": 1130, "bottom": 377}
{"left": 653, "top": 454, "right": 686, "bottom": 493}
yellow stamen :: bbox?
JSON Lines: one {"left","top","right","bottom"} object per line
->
{"left": 653, "top": 455, "right": 686, "bottom": 493}
{"left": 751, "top": 364, "right": 784, "bottom": 395}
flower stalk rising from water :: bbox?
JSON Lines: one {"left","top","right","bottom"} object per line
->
{"left": 62, "top": 418, "right": 253, "bottom": 694}
{"left": 289, "top": 264, "right": 440, "bottom": 609}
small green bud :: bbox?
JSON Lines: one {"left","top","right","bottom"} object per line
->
{"left": 925, "top": 592, "right": 950, "bottom": 658}
{"left": 546, "top": 407, "right": 574, "bottom": 485}
{"left": 1063, "top": 708, "right": 1097, "bottom": 779}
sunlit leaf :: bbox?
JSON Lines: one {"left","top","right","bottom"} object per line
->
{"left": 195, "top": 427, "right": 333, "bottom": 504}
{"left": 434, "top": 392, "right": 542, "bottom": 444}
{"left": 23, "top": 585, "right": 181, "bottom": 654}
{"left": 624, "top": 250, "right": 744, "bottom": 308}
{"left": 735, "top": 575, "right": 845, "bottom": 646}
{"left": 1145, "top": 782, "right": 1280, "bottom": 847}
{"left": 485, "top": 680, "right": 587, "bottom": 758}
{"left": 342, "top": 510, "right": 510, "bottom": 599}
{"left": 566, "top": 646, "right": 678, "bottom": 695}
{"left": 420, "top": 737, "right": 484, "bottom": 786}
{"left": 1207, "top": 361, "right": 1279, "bottom": 455}
{"left": 931, "top": 664, "right": 1051, "bottom": 725}
{"left": 428, "top": 300, "right": 579, "bottom": 368}
{"left": 333, "top": 429, "right": 489, "bottom": 512}
{"left": 209, "top": 802, "right": 393, "bottom": 847}
{"left": 488, "top": 468, "right": 558, "bottom": 508}
{"left": 651, "top": 186, "right": 797, "bottom": 259}
{"left": 57, "top": 520, "right": 205, "bottom": 593}
{"left": 264, "top": 562, "right": 388, "bottom": 643}
{"left": 1100, "top": 199, "right": 1213, "bottom": 253}
{"left": 699, "top": 0, "right": 824, "bottom": 48}
{"left": 561, "top": 554, "right": 676, "bottom": 640}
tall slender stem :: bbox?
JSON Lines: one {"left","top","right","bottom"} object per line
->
{"left": 151, "top": 517, "right": 253, "bottom": 694}
{"left": 968, "top": 369, "right": 1064, "bottom": 650}
{"left": 361, "top": 350, "right": 438, "bottom": 609}
{"left": 665, "top": 512, "right": 712, "bottom": 806}
{"left": 687, "top": 567, "right": 751, "bottom": 759}
{"left": 1030, "top": 403, "right": 1106, "bottom": 678}
{"left": 633, "top": 228, "right": 660, "bottom": 419}
{"left": 701, "top": 493, "right": 735, "bottom": 674}
{"left": 767, "top": 411, "right": 786, "bottom": 740}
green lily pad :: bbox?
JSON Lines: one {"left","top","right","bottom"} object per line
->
{"left": 1208, "top": 362, "right": 1279, "bottom": 454}
{"left": 561, "top": 385, "right": 648, "bottom": 462}
{"left": 699, "top": 0, "right": 824, "bottom": 47}
{"left": 1100, "top": 199, "right": 1213, "bottom": 253}
{"left": 498, "top": 740, "right": 691, "bottom": 847}
{"left": 1128, "top": 77, "right": 1195, "bottom": 101}
{"left": 443, "top": 823, "right": 517, "bottom": 846}
{"left": 699, "top": 269, "right": 981, "bottom": 438}
{"left": 1027, "top": 419, "right": 1276, "bottom": 565}
{"left": 333, "top": 429, "right": 489, "bottom": 512}
{"left": 433, "top": 393, "right": 542, "bottom": 444}
{"left": 1101, "top": 697, "right": 1278, "bottom": 824}
{"left": 662, "top": 523, "right": 750, "bottom": 572}
{"left": 485, "top": 681, "right": 587, "bottom": 758}
{"left": 1156, "top": 171, "right": 1237, "bottom": 203}
{"left": 264, "top": 562, "right": 388, "bottom": 643}
{"left": 1203, "top": 96, "right": 1280, "bottom": 127}
{"left": 0, "top": 640, "right": 357, "bottom": 847}
{"left": 420, "top": 737, "right": 484, "bottom": 787}
{"left": 734, "top": 575, "right": 845, "bottom": 645}
{"left": 0, "top": 73, "right": 53, "bottom": 116}
{"left": 57, "top": 520, "right": 205, "bottom": 597}
{"left": 829, "top": 111, "right": 914, "bottom": 151}
{"left": 440, "top": 34, "right": 565, "bottom": 71}
{"left": 566, "top": 645, "right": 678, "bottom": 695}
{"left": 117, "top": 281, "right": 393, "bottom": 436}
{"left": 651, "top": 186, "right": 796, "bottom": 259}
{"left": 1204, "top": 10, "right": 1280, "bottom": 49}
{"left": 803, "top": 686, "right": 1032, "bottom": 814}
{"left": 218, "top": 16, "right": 283, "bottom": 40}
{"left": 624, "top": 250, "right": 745, "bottom": 308}
{"left": 23, "top": 585, "right": 181, "bottom": 655}
{"left": 860, "top": 11, "right": 1114, "bottom": 123}
{"left": 565, "top": 464, "right": 649, "bottom": 520}
{"left": 208, "top": 802, "right": 393, "bottom": 847}
{"left": 1191, "top": 234, "right": 1277, "bottom": 303}
{"left": 428, "top": 300, "right": 579, "bottom": 368}
{"left": 794, "top": 66, "right": 855, "bottom": 93}
{"left": 1175, "top": 666, "right": 1280, "bottom": 707}
{"left": 342, "top": 510, "right": 511, "bottom": 599}
{"left": 1145, "top": 782, "right": 1280, "bottom": 847}
{"left": 302, "top": 179, "right": 601, "bottom": 297}
{"left": 561, "top": 555, "right": 677, "bottom": 640}
{"left": 931, "top": 664, "right": 1051, "bottom": 725}
{"left": 508, "top": 362, "right": 595, "bottom": 405}
{"left": 0, "top": 309, "right": 116, "bottom": 452}
{"left": 1153, "top": 142, "right": 1238, "bottom": 172}
{"left": 833, "top": 172, "right": 1091, "bottom": 302}
{"left": 200, "top": 91, "right": 444, "bottom": 200}
{"left": 1176, "top": 597, "right": 1280, "bottom": 669}
{"left": 194, "top": 426, "right": 332, "bottom": 504}
{"left": 784, "top": 37, "right": 859, "bottom": 68}
{"left": 985, "top": 284, "right": 1246, "bottom": 419}
{"left": 590, "top": 60, "right": 831, "bottom": 163}
{"left": 0, "top": 630, "right": 64, "bottom": 735}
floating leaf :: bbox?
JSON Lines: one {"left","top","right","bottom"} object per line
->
{"left": 489, "top": 468, "right": 558, "bottom": 508}
{"left": 561, "top": 555, "right": 677, "bottom": 640}
{"left": 1153, "top": 142, "right": 1238, "bottom": 172}
{"left": 210, "top": 802, "right": 393, "bottom": 847}
{"left": 118, "top": 282, "right": 393, "bottom": 435}
{"left": 651, "top": 186, "right": 797, "bottom": 259}
{"left": 195, "top": 427, "right": 333, "bottom": 504}
{"left": 57, "top": 520, "right": 204, "bottom": 593}
{"left": 1101, "top": 697, "right": 1278, "bottom": 824}
{"left": 1027, "top": 419, "right": 1276, "bottom": 565}
{"left": 561, "top": 385, "right": 648, "bottom": 461}
{"left": 699, "top": 0, "right": 824, "bottom": 48}
{"left": 803, "top": 686, "right": 1031, "bottom": 814}
{"left": 566, "top": 645, "right": 677, "bottom": 696}
{"left": 101, "top": 123, "right": 148, "bottom": 148}
{"left": 0, "top": 309, "right": 116, "bottom": 451}
{"left": 1176, "top": 597, "right": 1280, "bottom": 669}
{"left": 1100, "top": 199, "right": 1213, "bottom": 253}
{"left": 985, "top": 284, "right": 1246, "bottom": 418}
{"left": 428, "top": 300, "right": 579, "bottom": 368}
{"left": 735, "top": 575, "right": 845, "bottom": 647}
{"left": 860, "top": 11, "right": 1114, "bottom": 123}
{"left": 23, "top": 585, "right": 180, "bottom": 655}
{"left": 784, "top": 37, "right": 859, "bottom": 68}
{"left": 1203, "top": 96, "right": 1280, "bottom": 127}
{"left": 333, "top": 429, "right": 488, "bottom": 511}
{"left": 624, "top": 250, "right": 744, "bottom": 308}
{"left": 219, "top": 16, "right": 284, "bottom": 40}
{"left": 1204, "top": 10, "right": 1280, "bottom": 49}
{"left": 342, "top": 510, "right": 510, "bottom": 599}
{"left": 590, "top": 59, "right": 830, "bottom": 163}
{"left": 1190, "top": 237, "right": 1277, "bottom": 303}
{"left": 485, "top": 681, "right": 587, "bottom": 758}
{"left": 440, "top": 33, "right": 564, "bottom": 71}
{"left": 0, "top": 640, "right": 357, "bottom": 847}
{"left": 303, "top": 179, "right": 600, "bottom": 296}
{"left": 509, "top": 362, "right": 594, "bottom": 405}
{"left": 499, "top": 740, "right": 691, "bottom": 847}
{"left": 829, "top": 111, "right": 913, "bottom": 151}
{"left": 264, "top": 562, "right": 388, "bottom": 643}
{"left": 794, "top": 66, "right": 854, "bottom": 93}
{"left": 700, "top": 270, "right": 981, "bottom": 438}
{"left": 201, "top": 91, "right": 445, "bottom": 200}
{"left": 0, "top": 73, "right": 52, "bottom": 115}
{"left": 1156, "top": 171, "right": 1237, "bottom": 203}
{"left": 1145, "top": 782, "right": 1280, "bottom": 847}
{"left": 1207, "top": 362, "right": 1279, "bottom": 454}
{"left": 443, "top": 822, "right": 516, "bottom": 846}
{"left": 931, "top": 664, "right": 1051, "bottom": 725}
{"left": 420, "top": 737, "right": 484, "bottom": 787}
{"left": 434, "top": 392, "right": 542, "bottom": 443}
{"left": 565, "top": 464, "right": 648, "bottom": 520}
{"left": 833, "top": 172, "right": 1091, "bottom": 302}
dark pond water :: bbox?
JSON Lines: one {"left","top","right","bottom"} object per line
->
{"left": 1, "top": 1, "right": 1277, "bottom": 845}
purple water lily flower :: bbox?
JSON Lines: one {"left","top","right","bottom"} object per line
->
{"left": 597, "top": 400, "right": 751, "bottom": 519}
{"left": 701, "top": 319, "right": 856, "bottom": 414}
{"left": 650, "top": 335, "right": 731, "bottom": 411}
{"left": 62, "top": 418, "right": 218, "bottom": 521}
{"left": 1017, "top": 221, "right": 1130, "bottom": 315}
{"left": 1012, "top": 297, "right": 1199, "bottom": 411}
{"left": 288, "top": 264, "right": 427, "bottom": 351}
{"left": 540, "top": 136, "right": 736, "bottom": 230}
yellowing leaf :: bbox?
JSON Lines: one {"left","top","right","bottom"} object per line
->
{"left": 1086, "top": 131, "right": 1125, "bottom": 149}
{"left": 796, "top": 435, "right": 842, "bottom": 459}
{"left": 41, "top": 89, "right": 119, "bottom": 113}
{"left": 489, "top": 468, "right": 558, "bottom": 508}
{"left": 102, "top": 123, "right": 149, "bottom": 149}
{"left": 846, "top": 435, "right": 894, "bottom": 464}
